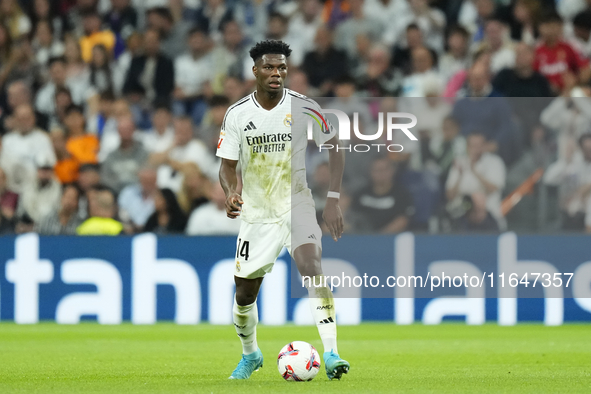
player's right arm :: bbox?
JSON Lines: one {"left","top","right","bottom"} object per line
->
{"left": 217, "top": 103, "right": 243, "bottom": 219}
{"left": 219, "top": 158, "right": 243, "bottom": 219}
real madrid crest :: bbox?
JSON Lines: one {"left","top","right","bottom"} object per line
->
{"left": 284, "top": 113, "right": 292, "bottom": 127}
{"left": 236, "top": 260, "right": 241, "bottom": 272}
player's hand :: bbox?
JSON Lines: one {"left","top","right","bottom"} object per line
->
{"left": 225, "top": 192, "right": 243, "bottom": 219}
{"left": 323, "top": 198, "right": 344, "bottom": 242}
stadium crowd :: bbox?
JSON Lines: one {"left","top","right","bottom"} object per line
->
{"left": 0, "top": 0, "right": 590, "bottom": 235}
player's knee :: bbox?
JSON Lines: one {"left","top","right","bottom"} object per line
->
{"left": 235, "top": 291, "right": 258, "bottom": 306}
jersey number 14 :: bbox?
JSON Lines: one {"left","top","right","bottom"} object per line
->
{"left": 236, "top": 238, "right": 250, "bottom": 261}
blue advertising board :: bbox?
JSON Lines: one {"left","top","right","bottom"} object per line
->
{"left": 0, "top": 233, "right": 590, "bottom": 325}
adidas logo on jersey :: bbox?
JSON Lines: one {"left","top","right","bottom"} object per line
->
{"left": 308, "top": 234, "right": 317, "bottom": 240}
{"left": 319, "top": 317, "right": 335, "bottom": 324}
{"left": 244, "top": 121, "right": 257, "bottom": 131}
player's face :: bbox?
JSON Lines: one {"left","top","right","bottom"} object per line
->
{"left": 254, "top": 54, "right": 287, "bottom": 93}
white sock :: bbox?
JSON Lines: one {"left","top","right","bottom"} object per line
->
{"left": 306, "top": 275, "right": 338, "bottom": 354}
{"left": 233, "top": 297, "right": 258, "bottom": 355}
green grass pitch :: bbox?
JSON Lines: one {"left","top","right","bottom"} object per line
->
{"left": 0, "top": 323, "right": 589, "bottom": 393}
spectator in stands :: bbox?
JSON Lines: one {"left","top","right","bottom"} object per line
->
{"left": 334, "top": 0, "right": 382, "bottom": 59}
{"left": 123, "top": 28, "right": 174, "bottom": 103}
{"left": 288, "top": 70, "right": 314, "bottom": 97}
{"left": 475, "top": 18, "right": 515, "bottom": 75}
{"left": 544, "top": 134, "right": 591, "bottom": 231}
{"left": 0, "top": 104, "right": 56, "bottom": 193}
{"left": 63, "top": 35, "right": 88, "bottom": 81}
{"left": 97, "top": 97, "right": 132, "bottom": 161}
{"left": 17, "top": 156, "right": 61, "bottom": 223}
{"left": 286, "top": 0, "right": 323, "bottom": 67}
{"left": 534, "top": 12, "right": 591, "bottom": 94}
{"left": 401, "top": 46, "right": 443, "bottom": 97}
{"left": 494, "top": 43, "right": 553, "bottom": 141}
{"left": 151, "top": 116, "right": 215, "bottom": 191}
{"left": 2, "top": 35, "right": 42, "bottom": 91}
{"left": 51, "top": 128, "right": 78, "bottom": 184}
{"left": 349, "top": 156, "right": 415, "bottom": 233}
{"left": 0, "top": 0, "right": 32, "bottom": 39}
{"left": 77, "top": 186, "right": 123, "bottom": 235}
{"left": 337, "top": 95, "right": 383, "bottom": 192}
{"left": 64, "top": 0, "right": 98, "bottom": 38}
{"left": 32, "top": 19, "right": 65, "bottom": 71}
{"left": 1, "top": 80, "right": 49, "bottom": 135}
{"left": 321, "top": 0, "right": 352, "bottom": 28}
{"left": 118, "top": 166, "right": 157, "bottom": 232}
{"left": 64, "top": 104, "right": 99, "bottom": 168}
{"left": 427, "top": 116, "right": 466, "bottom": 187}
{"left": 88, "top": 44, "right": 115, "bottom": 96}
{"left": 210, "top": 20, "right": 247, "bottom": 91}
{"left": 141, "top": 102, "right": 174, "bottom": 153}
{"left": 540, "top": 81, "right": 591, "bottom": 161}
{"left": 177, "top": 163, "right": 210, "bottom": 214}
{"left": 458, "top": 0, "right": 496, "bottom": 43}
{"left": 200, "top": 95, "right": 229, "bottom": 154}
{"left": 87, "top": 91, "right": 115, "bottom": 137}
{"left": 397, "top": 95, "right": 452, "bottom": 171}
{"left": 79, "top": 10, "right": 116, "bottom": 63}
{"left": 113, "top": 31, "right": 142, "bottom": 95}
{"left": 103, "top": 0, "right": 137, "bottom": 39}
{"left": 446, "top": 132, "right": 506, "bottom": 225}
{"left": 101, "top": 114, "right": 148, "bottom": 193}
{"left": 452, "top": 61, "right": 520, "bottom": 163}
{"left": 194, "top": 0, "right": 234, "bottom": 42}
{"left": 231, "top": 0, "right": 268, "bottom": 43}
{"left": 301, "top": 24, "right": 348, "bottom": 95}
{"left": 186, "top": 181, "right": 240, "bottom": 235}
{"left": 35, "top": 56, "right": 87, "bottom": 118}
{"left": 173, "top": 27, "right": 212, "bottom": 126}
{"left": 51, "top": 86, "right": 74, "bottom": 130}
{"left": 30, "top": 0, "right": 66, "bottom": 41}
{"left": 0, "top": 22, "right": 12, "bottom": 66}
{"left": 363, "top": 0, "right": 408, "bottom": 31}
{"left": 223, "top": 75, "right": 246, "bottom": 105}
{"left": 143, "top": 188, "right": 187, "bottom": 234}
{"left": 508, "top": 0, "right": 541, "bottom": 45}
{"left": 493, "top": 43, "right": 553, "bottom": 97}
{"left": 357, "top": 44, "right": 401, "bottom": 96}
{"left": 0, "top": 167, "right": 18, "bottom": 219}
{"left": 454, "top": 192, "right": 500, "bottom": 232}
{"left": 439, "top": 26, "right": 470, "bottom": 84}
{"left": 570, "top": 10, "right": 591, "bottom": 58}
{"left": 36, "top": 183, "right": 82, "bottom": 235}
{"left": 265, "top": 12, "right": 289, "bottom": 42}
{"left": 146, "top": 6, "right": 192, "bottom": 59}
{"left": 76, "top": 163, "right": 100, "bottom": 217}
{"left": 391, "top": 23, "right": 437, "bottom": 76}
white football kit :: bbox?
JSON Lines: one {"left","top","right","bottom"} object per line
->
{"left": 216, "top": 89, "right": 336, "bottom": 278}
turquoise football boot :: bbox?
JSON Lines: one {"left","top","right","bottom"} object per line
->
{"left": 228, "top": 349, "right": 263, "bottom": 379}
{"left": 323, "top": 350, "right": 350, "bottom": 380}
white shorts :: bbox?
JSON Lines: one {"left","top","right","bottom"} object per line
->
{"left": 234, "top": 202, "right": 322, "bottom": 279}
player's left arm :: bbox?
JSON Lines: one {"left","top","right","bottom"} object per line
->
{"left": 323, "top": 135, "right": 345, "bottom": 242}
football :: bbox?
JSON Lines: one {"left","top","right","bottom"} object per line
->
{"left": 277, "top": 341, "right": 321, "bottom": 381}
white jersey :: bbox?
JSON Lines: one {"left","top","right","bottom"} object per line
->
{"left": 216, "top": 89, "right": 336, "bottom": 223}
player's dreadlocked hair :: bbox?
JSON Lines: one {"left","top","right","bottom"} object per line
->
{"left": 249, "top": 40, "right": 292, "bottom": 63}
